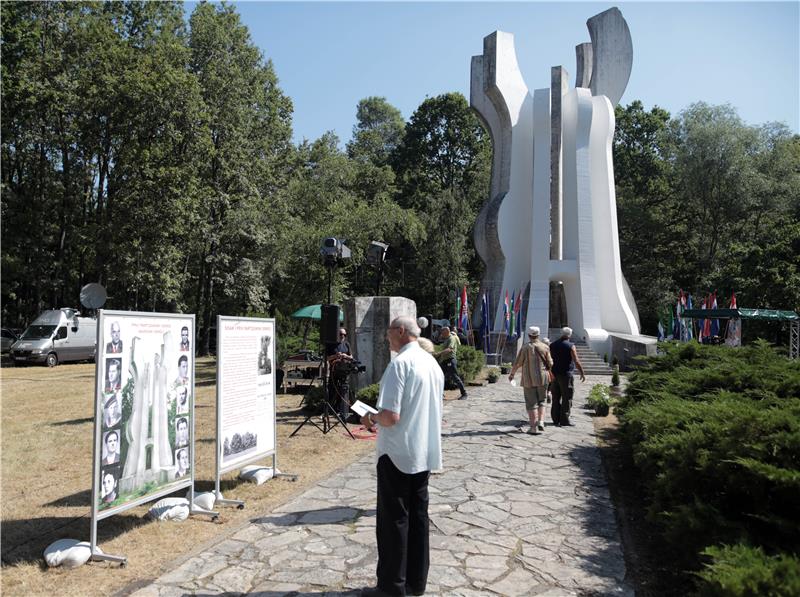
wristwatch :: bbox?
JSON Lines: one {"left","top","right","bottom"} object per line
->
{"left": 368, "top": 413, "right": 376, "bottom": 427}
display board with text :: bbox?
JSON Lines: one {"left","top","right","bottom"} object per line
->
{"left": 216, "top": 316, "right": 277, "bottom": 476}
{"left": 92, "top": 311, "right": 195, "bottom": 521}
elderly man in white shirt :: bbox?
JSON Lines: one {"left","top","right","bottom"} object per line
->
{"left": 360, "top": 316, "right": 444, "bottom": 597}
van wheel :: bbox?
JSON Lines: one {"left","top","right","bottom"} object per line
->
{"left": 46, "top": 353, "right": 58, "bottom": 367}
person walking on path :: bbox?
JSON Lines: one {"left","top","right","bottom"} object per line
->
{"left": 550, "top": 326, "right": 586, "bottom": 426}
{"left": 360, "top": 316, "right": 444, "bottom": 597}
{"left": 437, "top": 326, "right": 468, "bottom": 399}
{"left": 508, "top": 326, "right": 553, "bottom": 434}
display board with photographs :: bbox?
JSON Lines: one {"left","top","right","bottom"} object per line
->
{"left": 216, "top": 316, "right": 276, "bottom": 475}
{"left": 92, "top": 311, "right": 195, "bottom": 520}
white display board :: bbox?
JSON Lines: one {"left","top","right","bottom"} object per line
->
{"left": 216, "top": 316, "right": 276, "bottom": 476}
{"left": 91, "top": 310, "right": 195, "bottom": 526}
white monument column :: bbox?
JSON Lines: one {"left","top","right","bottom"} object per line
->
{"left": 471, "top": 7, "right": 642, "bottom": 357}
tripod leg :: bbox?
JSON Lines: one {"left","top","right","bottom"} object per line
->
{"left": 323, "top": 401, "right": 356, "bottom": 439}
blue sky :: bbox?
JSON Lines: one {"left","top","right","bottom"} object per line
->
{"left": 197, "top": 1, "right": 800, "bottom": 146}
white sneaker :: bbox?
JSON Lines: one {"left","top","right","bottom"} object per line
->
{"left": 538, "top": 423, "right": 545, "bottom": 432}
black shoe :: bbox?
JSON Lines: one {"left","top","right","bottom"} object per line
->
{"left": 458, "top": 393, "right": 468, "bottom": 400}
{"left": 561, "top": 421, "right": 576, "bottom": 426}
{"left": 361, "top": 587, "right": 394, "bottom": 597}
{"left": 406, "top": 587, "right": 425, "bottom": 596}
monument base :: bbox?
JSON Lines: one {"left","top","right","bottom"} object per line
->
{"left": 344, "top": 296, "right": 416, "bottom": 394}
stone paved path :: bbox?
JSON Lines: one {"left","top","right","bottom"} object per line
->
{"left": 130, "top": 376, "right": 632, "bottom": 596}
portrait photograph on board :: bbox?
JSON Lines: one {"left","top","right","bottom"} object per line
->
{"left": 103, "top": 392, "right": 123, "bottom": 429}
{"left": 106, "top": 320, "right": 124, "bottom": 353}
{"left": 100, "top": 466, "right": 120, "bottom": 506}
{"left": 174, "top": 447, "right": 190, "bottom": 479}
{"left": 175, "top": 417, "right": 189, "bottom": 447}
{"left": 102, "top": 429, "right": 121, "bottom": 465}
{"left": 179, "top": 325, "right": 190, "bottom": 352}
{"left": 104, "top": 357, "right": 122, "bottom": 393}
{"left": 94, "top": 312, "right": 195, "bottom": 513}
{"left": 175, "top": 385, "right": 190, "bottom": 415}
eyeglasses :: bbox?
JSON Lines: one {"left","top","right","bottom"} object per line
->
{"left": 387, "top": 326, "right": 403, "bottom": 331}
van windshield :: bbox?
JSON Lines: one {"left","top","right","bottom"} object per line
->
{"left": 21, "top": 325, "right": 56, "bottom": 340}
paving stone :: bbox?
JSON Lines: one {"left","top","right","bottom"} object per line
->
{"left": 129, "top": 375, "right": 632, "bottom": 597}
{"left": 485, "top": 566, "right": 545, "bottom": 596}
{"left": 209, "top": 565, "right": 258, "bottom": 594}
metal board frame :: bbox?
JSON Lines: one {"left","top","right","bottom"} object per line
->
{"left": 90, "top": 310, "right": 198, "bottom": 563}
{"left": 214, "top": 316, "right": 280, "bottom": 505}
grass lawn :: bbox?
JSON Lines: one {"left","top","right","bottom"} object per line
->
{"left": 1, "top": 357, "right": 376, "bottom": 596}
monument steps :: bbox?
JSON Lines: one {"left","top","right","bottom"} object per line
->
{"left": 547, "top": 330, "right": 614, "bottom": 375}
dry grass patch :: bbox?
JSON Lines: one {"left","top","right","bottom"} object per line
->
{"left": 1, "top": 358, "right": 376, "bottom": 596}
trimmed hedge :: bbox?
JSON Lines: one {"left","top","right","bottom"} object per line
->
{"left": 456, "top": 344, "right": 485, "bottom": 382}
{"left": 697, "top": 544, "right": 800, "bottom": 597}
{"left": 617, "top": 340, "right": 800, "bottom": 594}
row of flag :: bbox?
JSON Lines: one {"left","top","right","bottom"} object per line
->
{"left": 456, "top": 286, "right": 525, "bottom": 354}
{"left": 658, "top": 290, "right": 740, "bottom": 346}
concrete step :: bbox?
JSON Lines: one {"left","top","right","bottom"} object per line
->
{"left": 545, "top": 330, "right": 613, "bottom": 375}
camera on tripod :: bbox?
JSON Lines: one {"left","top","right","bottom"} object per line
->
{"left": 332, "top": 359, "right": 366, "bottom": 377}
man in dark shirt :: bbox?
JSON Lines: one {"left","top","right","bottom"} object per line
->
{"left": 326, "top": 328, "right": 353, "bottom": 419}
{"left": 549, "top": 326, "right": 586, "bottom": 426}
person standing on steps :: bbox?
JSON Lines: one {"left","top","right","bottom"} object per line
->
{"left": 508, "top": 326, "right": 553, "bottom": 434}
{"left": 550, "top": 326, "right": 586, "bottom": 426}
{"left": 360, "top": 316, "right": 444, "bottom": 597}
{"left": 437, "top": 326, "right": 468, "bottom": 399}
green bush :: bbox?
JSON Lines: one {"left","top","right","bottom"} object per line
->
{"left": 587, "top": 383, "right": 610, "bottom": 407}
{"left": 487, "top": 367, "right": 500, "bottom": 382}
{"left": 617, "top": 340, "right": 800, "bottom": 416}
{"left": 611, "top": 364, "right": 620, "bottom": 386}
{"left": 355, "top": 383, "right": 379, "bottom": 408}
{"left": 457, "top": 344, "right": 485, "bottom": 383}
{"left": 587, "top": 383, "right": 611, "bottom": 415}
{"left": 616, "top": 341, "right": 800, "bottom": 590}
{"left": 697, "top": 544, "right": 800, "bottom": 597}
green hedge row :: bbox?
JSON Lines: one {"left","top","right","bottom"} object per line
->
{"left": 617, "top": 341, "right": 800, "bottom": 594}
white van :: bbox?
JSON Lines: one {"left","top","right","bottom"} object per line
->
{"left": 10, "top": 308, "right": 97, "bottom": 367}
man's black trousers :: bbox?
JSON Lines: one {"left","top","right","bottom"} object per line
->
{"left": 442, "top": 358, "right": 467, "bottom": 396}
{"left": 376, "top": 454, "right": 430, "bottom": 596}
{"left": 550, "top": 373, "right": 574, "bottom": 424}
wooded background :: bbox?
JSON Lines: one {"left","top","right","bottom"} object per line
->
{"left": 3, "top": 2, "right": 798, "bottom": 351}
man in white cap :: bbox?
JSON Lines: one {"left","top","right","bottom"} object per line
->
{"left": 508, "top": 326, "right": 553, "bottom": 434}
{"left": 549, "top": 326, "right": 586, "bottom": 426}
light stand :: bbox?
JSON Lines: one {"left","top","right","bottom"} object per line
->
{"left": 290, "top": 238, "right": 355, "bottom": 439}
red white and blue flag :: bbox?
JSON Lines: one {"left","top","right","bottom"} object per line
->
{"left": 459, "top": 285, "right": 469, "bottom": 336}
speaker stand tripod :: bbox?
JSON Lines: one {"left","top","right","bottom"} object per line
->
{"left": 290, "top": 360, "right": 355, "bottom": 440}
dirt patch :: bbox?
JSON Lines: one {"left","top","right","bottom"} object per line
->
{"left": 592, "top": 408, "right": 693, "bottom": 596}
{"left": 1, "top": 359, "right": 465, "bottom": 596}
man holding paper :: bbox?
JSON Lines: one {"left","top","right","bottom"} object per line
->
{"left": 360, "top": 316, "right": 444, "bottom": 597}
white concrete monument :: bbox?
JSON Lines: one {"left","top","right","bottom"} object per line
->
{"left": 471, "top": 7, "right": 640, "bottom": 358}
